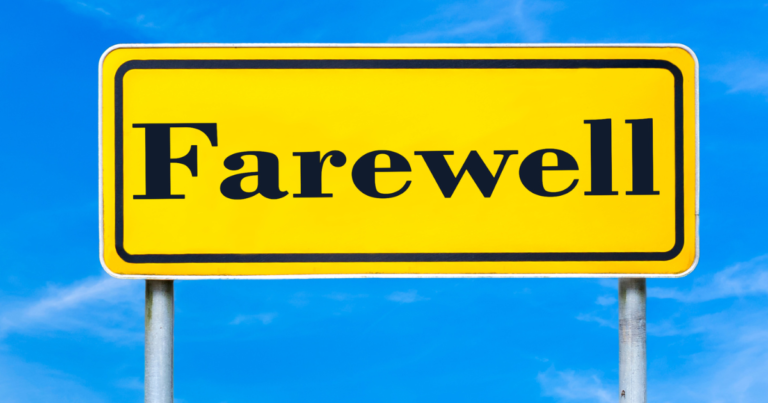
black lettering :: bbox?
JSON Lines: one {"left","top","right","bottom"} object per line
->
{"left": 584, "top": 119, "right": 617, "bottom": 195}
{"left": 519, "top": 149, "right": 579, "bottom": 197}
{"left": 220, "top": 152, "right": 288, "bottom": 200}
{"left": 415, "top": 151, "right": 517, "bottom": 198}
{"left": 132, "top": 123, "right": 217, "bottom": 199}
{"left": 293, "top": 151, "right": 347, "bottom": 198}
{"left": 626, "top": 119, "right": 659, "bottom": 195}
{"left": 351, "top": 151, "right": 411, "bottom": 198}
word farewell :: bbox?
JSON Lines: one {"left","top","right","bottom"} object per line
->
{"left": 132, "top": 119, "right": 659, "bottom": 200}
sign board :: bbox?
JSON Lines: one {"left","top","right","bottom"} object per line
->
{"left": 99, "top": 44, "right": 698, "bottom": 278}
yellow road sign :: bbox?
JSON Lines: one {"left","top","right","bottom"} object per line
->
{"left": 99, "top": 44, "right": 698, "bottom": 278}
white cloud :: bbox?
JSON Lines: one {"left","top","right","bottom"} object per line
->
{"left": 650, "top": 306, "right": 768, "bottom": 403}
{"left": 57, "top": 0, "right": 563, "bottom": 44}
{"left": 230, "top": 313, "right": 277, "bottom": 325}
{"left": 649, "top": 254, "right": 768, "bottom": 302}
{"left": 591, "top": 255, "right": 768, "bottom": 303}
{"left": 0, "top": 352, "right": 107, "bottom": 403}
{"left": 575, "top": 313, "right": 616, "bottom": 329}
{"left": 114, "top": 377, "right": 143, "bottom": 390}
{"left": 583, "top": 256, "right": 768, "bottom": 401}
{"left": 597, "top": 279, "right": 618, "bottom": 289}
{"left": 74, "top": 1, "right": 111, "bottom": 16}
{"left": 595, "top": 295, "right": 616, "bottom": 306}
{"left": 54, "top": 0, "right": 184, "bottom": 35}
{"left": 646, "top": 314, "right": 711, "bottom": 337}
{"left": 709, "top": 58, "right": 768, "bottom": 97}
{"left": 0, "top": 276, "right": 143, "bottom": 401}
{"left": 0, "top": 276, "right": 143, "bottom": 342}
{"left": 636, "top": 255, "right": 768, "bottom": 401}
{"left": 324, "top": 292, "right": 368, "bottom": 301}
{"left": 391, "top": 0, "right": 562, "bottom": 43}
{"left": 546, "top": 296, "right": 768, "bottom": 403}
{"left": 576, "top": 295, "right": 617, "bottom": 329}
{"left": 387, "top": 290, "right": 428, "bottom": 303}
{"left": 537, "top": 367, "right": 614, "bottom": 403}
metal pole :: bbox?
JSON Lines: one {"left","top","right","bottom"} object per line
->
{"left": 619, "top": 278, "right": 646, "bottom": 403}
{"left": 145, "top": 280, "right": 174, "bottom": 403}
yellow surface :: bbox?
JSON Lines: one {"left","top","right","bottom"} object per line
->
{"left": 100, "top": 46, "right": 697, "bottom": 277}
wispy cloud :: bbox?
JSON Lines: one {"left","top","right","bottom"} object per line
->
{"left": 709, "top": 58, "right": 768, "bottom": 97}
{"left": 649, "top": 255, "right": 768, "bottom": 302}
{"left": 391, "top": 0, "right": 563, "bottom": 43}
{"left": 595, "top": 295, "right": 616, "bottom": 306}
{"left": 537, "top": 366, "right": 614, "bottom": 403}
{"left": 54, "top": 0, "right": 197, "bottom": 36}
{"left": 387, "top": 290, "right": 428, "bottom": 303}
{"left": 650, "top": 306, "right": 768, "bottom": 402}
{"left": 114, "top": 377, "right": 143, "bottom": 390}
{"left": 230, "top": 313, "right": 277, "bottom": 325}
{"left": 576, "top": 295, "right": 617, "bottom": 329}
{"left": 76, "top": 1, "right": 110, "bottom": 16}
{"left": 56, "top": 0, "right": 562, "bottom": 44}
{"left": 324, "top": 292, "right": 368, "bottom": 301}
{"left": 0, "top": 352, "right": 107, "bottom": 403}
{"left": 0, "top": 276, "right": 143, "bottom": 342}
{"left": 618, "top": 255, "right": 768, "bottom": 401}
{"left": 583, "top": 256, "right": 768, "bottom": 401}
{"left": 575, "top": 313, "right": 616, "bottom": 329}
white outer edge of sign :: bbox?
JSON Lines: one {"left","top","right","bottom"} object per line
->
{"left": 98, "top": 43, "right": 700, "bottom": 280}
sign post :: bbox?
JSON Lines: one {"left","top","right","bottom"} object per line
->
{"left": 145, "top": 280, "right": 174, "bottom": 403}
{"left": 98, "top": 44, "right": 698, "bottom": 402}
{"left": 619, "top": 278, "right": 646, "bottom": 402}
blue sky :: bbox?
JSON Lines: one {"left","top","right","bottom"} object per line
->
{"left": 1, "top": 0, "right": 768, "bottom": 402}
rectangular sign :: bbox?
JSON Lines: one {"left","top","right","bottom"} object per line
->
{"left": 99, "top": 44, "right": 698, "bottom": 278}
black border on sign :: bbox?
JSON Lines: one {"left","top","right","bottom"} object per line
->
{"left": 114, "top": 59, "right": 684, "bottom": 263}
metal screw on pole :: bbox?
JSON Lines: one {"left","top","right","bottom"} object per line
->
{"left": 145, "top": 280, "right": 174, "bottom": 403}
{"left": 619, "top": 278, "right": 646, "bottom": 403}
